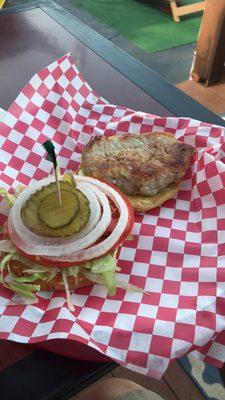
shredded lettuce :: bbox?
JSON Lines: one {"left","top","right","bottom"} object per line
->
{"left": 82, "top": 269, "right": 116, "bottom": 296}
{"left": 80, "top": 261, "right": 92, "bottom": 270}
{"left": 24, "top": 269, "right": 54, "bottom": 280}
{"left": 20, "top": 260, "right": 79, "bottom": 282}
{"left": 0, "top": 252, "right": 15, "bottom": 283}
{"left": 0, "top": 240, "right": 121, "bottom": 305}
{"left": 67, "top": 266, "right": 79, "bottom": 277}
{"left": 82, "top": 271, "right": 103, "bottom": 285}
{"left": 0, "top": 188, "right": 16, "bottom": 207}
{"left": 83, "top": 271, "right": 147, "bottom": 297}
{"left": 12, "top": 273, "right": 48, "bottom": 283}
{"left": 0, "top": 240, "right": 15, "bottom": 253}
{"left": 79, "top": 254, "right": 117, "bottom": 296}
{"left": 90, "top": 254, "right": 117, "bottom": 273}
{"left": 6, "top": 281, "right": 39, "bottom": 300}
{"left": 89, "top": 254, "right": 117, "bottom": 295}
{"left": 12, "top": 254, "right": 59, "bottom": 282}
{"left": 23, "top": 268, "right": 57, "bottom": 282}
{"left": 116, "top": 280, "right": 146, "bottom": 294}
{"left": 0, "top": 244, "right": 53, "bottom": 301}
{"left": 101, "top": 271, "right": 116, "bottom": 296}
{"left": 2, "top": 263, "right": 40, "bottom": 299}
{"left": 8, "top": 281, "right": 41, "bottom": 291}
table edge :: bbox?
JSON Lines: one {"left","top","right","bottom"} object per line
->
{"left": 0, "top": 347, "right": 116, "bottom": 400}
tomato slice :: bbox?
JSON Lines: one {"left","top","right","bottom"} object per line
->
{"left": 2, "top": 222, "right": 9, "bottom": 240}
{"left": 103, "top": 178, "right": 134, "bottom": 250}
{"left": 14, "top": 247, "right": 81, "bottom": 268}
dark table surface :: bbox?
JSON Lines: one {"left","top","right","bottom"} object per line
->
{"left": 0, "top": 1, "right": 224, "bottom": 399}
{"left": 0, "top": 0, "right": 224, "bottom": 126}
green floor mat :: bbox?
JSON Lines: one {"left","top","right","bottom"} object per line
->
{"left": 73, "top": 0, "right": 202, "bottom": 53}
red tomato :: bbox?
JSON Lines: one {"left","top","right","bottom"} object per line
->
{"left": 2, "top": 222, "right": 9, "bottom": 240}
{"left": 14, "top": 247, "right": 80, "bottom": 268}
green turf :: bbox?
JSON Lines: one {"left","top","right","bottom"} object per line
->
{"left": 73, "top": 0, "right": 202, "bottom": 53}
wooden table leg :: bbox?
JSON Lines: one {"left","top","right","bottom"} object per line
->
{"left": 191, "top": 0, "right": 225, "bottom": 85}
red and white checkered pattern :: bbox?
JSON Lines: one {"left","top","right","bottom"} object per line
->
{"left": 1, "top": 53, "right": 225, "bottom": 378}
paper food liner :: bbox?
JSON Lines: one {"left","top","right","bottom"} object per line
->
{"left": 1, "top": 54, "right": 225, "bottom": 378}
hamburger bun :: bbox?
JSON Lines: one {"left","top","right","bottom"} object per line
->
{"left": 79, "top": 132, "right": 194, "bottom": 212}
{"left": 125, "top": 182, "right": 180, "bottom": 212}
{"left": 77, "top": 168, "right": 180, "bottom": 212}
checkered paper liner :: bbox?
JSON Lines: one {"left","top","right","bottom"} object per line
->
{"left": 1, "top": 54, "right": 225, "bottom": 378}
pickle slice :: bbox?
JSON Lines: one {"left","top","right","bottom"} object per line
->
{"left": 62, "top": 173, "right": 76, "bottom": 186}
{"left": 22, "top": 180, "right": 90, "bottom": 237}
{"left": 31, "top": 181, "right": 73, "bottom": 203}
{"left": 38, "top": 190, "right": 79, "bottom": 229}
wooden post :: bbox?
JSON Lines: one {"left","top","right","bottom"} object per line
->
{"left": 191, "top": 0, "right": 225, "bottom": 85}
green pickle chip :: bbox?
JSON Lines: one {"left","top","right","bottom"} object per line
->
{"left": 22, "top": 180, "right": 90, "bottom": 237}
{"left": 38, "top": 190, "right": 79, "bottom": 229}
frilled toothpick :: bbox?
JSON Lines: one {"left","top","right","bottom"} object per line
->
{"left": 42, "top": 140, "right": 62, "bottom": 206}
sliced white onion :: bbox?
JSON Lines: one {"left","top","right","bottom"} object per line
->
{"left": 8, "top": 179, "right": 101, "bottom": 246}
{"left": 8, "top": 175, "right": 129, "bottom": 263}
{"left": 72, "top": 182, "right": 101, "bottom": 239}
{"left": 44, "top": 177, "right": 129, "bottom": 262}
{"left": 9, "top": 184, "right": 111, "bottom": 255}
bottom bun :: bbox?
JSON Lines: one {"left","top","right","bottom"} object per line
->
{"left": 9, "top": 260, "right": 93, "bottom": 291}
{"left": 126, "top": 182, "right": 180, "bottom": 212}
{"left": 77, "top": 168, "right": 180, "bottom": 212}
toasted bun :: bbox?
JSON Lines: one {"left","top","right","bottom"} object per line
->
{"left": 126, "top": 182, "right": 180, "bottom": 212}
{"left": 8, "top": 259, "right": 92, "bottom": 292}
{"left": 77, "top": 167, "right": 180, "bottom": 212}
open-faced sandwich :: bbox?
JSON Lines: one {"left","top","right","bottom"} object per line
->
{"left": 80, "top": 132, "right": 194, "bottom": 211}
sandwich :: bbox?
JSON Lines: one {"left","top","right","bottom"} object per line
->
{"left": 80, "top": 132, "right": 194, "bottom": 211}
{"left": 0, "top": 171, "right": 134, "bottom": 311}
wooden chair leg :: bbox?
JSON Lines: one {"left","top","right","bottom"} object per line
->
{"left": 169, "top": 1, "right": 205, "bottom": 23}
{"left": 169, "top": 1, "right": 181, "bottom": 22}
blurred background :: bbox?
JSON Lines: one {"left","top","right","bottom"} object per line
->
{"left": 3, "top": 0, "right": 225, "bottom": 117}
